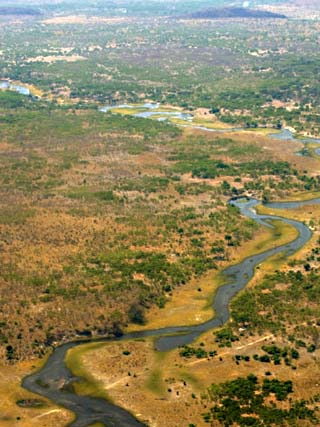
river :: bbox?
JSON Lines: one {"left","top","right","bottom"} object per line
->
{"left": 22, "top": 197, "right": 320, "bottom": 427}
{"left": 0, "top": 90, "right": 315, "bottom": 422}
{"left": 100, "top": 103, "right": 320, "bottom": 150}
{"left": 1, "top": 86, "right": 319, "bottom": 149}
{"left": 0, "top": 84, "right": 317, "bottom": 424}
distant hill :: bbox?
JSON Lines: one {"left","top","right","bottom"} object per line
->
{"left": 0, "top": 7, "right": 41, "bottom": 16}
{"left": 182, "top": 7, "right": 287, "bottom": 20}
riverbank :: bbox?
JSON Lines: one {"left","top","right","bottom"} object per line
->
{"left": 0, "top": 80, "right": 42, "bottom": 97}
{"left": 0, "top": 358, "right": 72, "bottom": 427}
{"left": 73, "top": 200, "right": 320, "bottom": 427}
{"left": 128, "top": 218, "right": 298, "bottom": 332}
{"left": 0, "top": 195, "right": 317, "bottom": 427}
{"left": 0, "top": 86, "right": 318, "bottom": 424}
{"left": 0, "top": 201, "right": 304, "bottom": 427}
{"left": 77, "top": 327, "right": 319, "bottom": 427}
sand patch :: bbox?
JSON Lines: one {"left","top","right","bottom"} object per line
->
{"left": 26, "top": 55, "right": 87, "bottom": 63}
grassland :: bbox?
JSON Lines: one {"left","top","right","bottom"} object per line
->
{"left": 128, "top": 219, "right": 299, "bottom": 332}
{"left": 2, "top": 101, "right": 317, "bottom": 364}
{"left": 74, "top": 332, "right": 319, "bottom": 427}
{"left": 0, "top": 98, "right": 318, "bottom": 425}
{"left": 0, "top": 199, "right": 313, "bottom": 427}
{"left": 2, "top": 5, "right": 320, "bottom": 134}
{"left": 0, "top": 358, "right": 72, "bottom": 427}
{"left": 1, "top": 2, "right": 320, "bottom": 426}
{"left": 68, "top": 201, "right": 320, "bottom": 427}
{"left": 0, "top": 92, "right": 319, "bottom": 423}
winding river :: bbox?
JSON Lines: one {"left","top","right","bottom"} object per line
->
{"left": 1, "top": 81, "right": 318, "bottom": 423}
{"left": 99, "top": 103, "right": 320, "bottom": 149}
{"left": 22, "top": 197, "right": 320, "bottom": 427}
{"left": 0, "top": 87, "right": 315, "bottom": 422}
{"left": 1, "top": 86, "right": 319, "bottom": 149}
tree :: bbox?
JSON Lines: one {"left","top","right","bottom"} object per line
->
{"left": 128, "top": 303, "right": 145, "bottom": 325}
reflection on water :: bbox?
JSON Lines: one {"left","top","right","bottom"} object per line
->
{"left": 100, "top": 103, "right": 320, "bottom": 154}
{"left": 270, "top": 128, "right": 320, "bottom": 145}
{"left": 100, "top": 102, "right": 193, "bottom": 122}
{"left": 100, "top": 102, "right": 161, "bottom": 113}
{"left": 135, "top": 110, "right": 193, "bottom": 120}
{"left": 0, "top": 80, "right": 30, "bottom": 95}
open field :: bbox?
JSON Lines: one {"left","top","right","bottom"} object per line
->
{"left": 0, "top": 100, "right": 319, "bottom": 423}
{"left": 0, "top": 192, "right": 317, "bottom": 427}
{"left": 1, "top": 1, "right": 320, "bottom": 426}
{"left": 67, "top": 201, "right": 320, "bottom": 427}
{"left": 1, "top": 101, "right": 317, "bottom": 363}
{"left": 129, "top": 219, "right": 299, "bottom": 331}
{"left": 76, "top": 333, "right": 319, "bottom": 427}
{"left": 0, "top": 110, "right": 319, "bottom": 425}
{"left": 2, "top": 3, "right": 320, "bottom": 134}
{"left": 0, "top": 359, "right": 72, "bottom": 427}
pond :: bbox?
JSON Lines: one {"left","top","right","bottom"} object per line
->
{"left": 0, "top": 80, "right": 30, "bottom": 95}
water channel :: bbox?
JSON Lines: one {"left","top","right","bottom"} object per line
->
{"left": 22, "top": 197, "right": 320, "bottom": 427}
{"left": 2, "top": 87, "right": 318, "bottom": 423}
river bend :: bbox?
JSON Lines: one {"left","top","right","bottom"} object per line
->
{"left": 22, "top": 197, "right": 320, "bottom": 427}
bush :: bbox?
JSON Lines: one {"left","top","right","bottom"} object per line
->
{"left": 128, "top": 303, "right": 145, "bottom": 325}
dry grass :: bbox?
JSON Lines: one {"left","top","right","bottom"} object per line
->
{"left": 70, "top": 201, "right": 320, "bottom": 427}
{"left": 0, "top": 200, "right": 317, "bottom": 427}
{"left": 77, "top": 330, "right": 319, "bottom": 427}
{"left": 0, "top": 360, "right": 72, "bottom": 427}
{"left": 76, "top": 339, "right": 207, "bottom": 427}
{"left": 129, "top": 219, "right": 299, "bottom": 331}
{"left": 1, "top": 104, "right": 319, "bottom": 426}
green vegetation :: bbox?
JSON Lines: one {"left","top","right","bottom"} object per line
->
{"left": 65, "top": 342, "right": 110, "bottom": 399}
{"left": 1, "top": 2, "right": 320, "bottom": 427}
{"left": 207, "top": 375, "right": 318, "bottom": 426}
{"left": 231, "top": 268, "right": 320, "bottom": 345}
{"left": 2, "top": 4, "right": 320, "bottom": 135}
{"left": 214, "top": 327, "right": 239, "bottom": 347}
{"left": 0, "top": 81, "right": 317, "bottom": 363}
{"left": 179, "top": 345, "right": 217, "bottom": 359}
{"left": 1, "top": 103, "right": 269, "bottom": 361}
